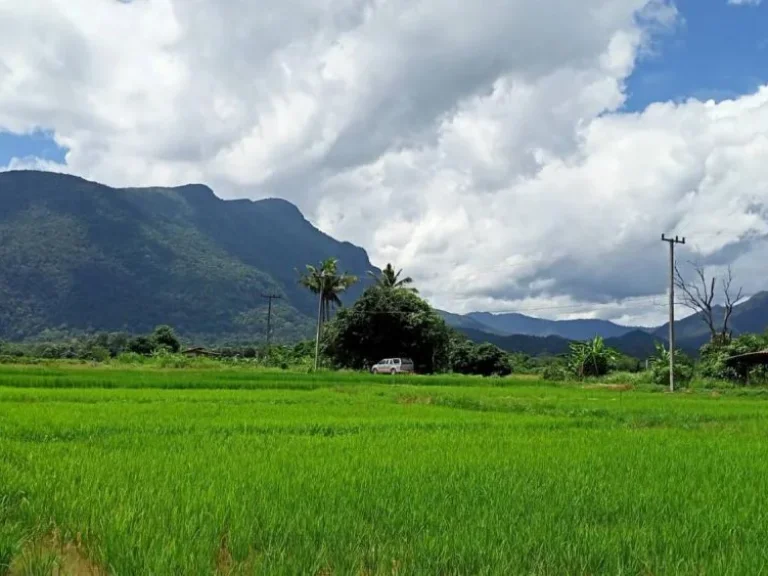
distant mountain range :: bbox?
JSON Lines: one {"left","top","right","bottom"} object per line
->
{"left": 0, "top": 170, "right": 377, "bottom": 342}
{"left": 442, "top": 292, "right": 768, "bottom": 358}
{"left": 462, "top": 311, "right": 635, "bottom": 340}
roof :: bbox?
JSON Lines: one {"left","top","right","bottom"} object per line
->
{"left": 182, "top": 347, "right": 221, "bottom": 357}
{"left": 724, "top": 349, "right": 768, "bottom": 366}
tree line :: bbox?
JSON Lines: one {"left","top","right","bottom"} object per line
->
{"left": 3, "top": 256, "right": 766, "bottom": 384}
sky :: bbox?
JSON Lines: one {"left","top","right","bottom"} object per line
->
{"left": 1, "top": 0, "right": 768, "bottom": 327}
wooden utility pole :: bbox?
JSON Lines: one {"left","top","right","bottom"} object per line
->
{"left": 661, "top": 234, "right": 685, "bottom": 392}
{"left": 261, "top": 293, "right": 282, "bottom": 352}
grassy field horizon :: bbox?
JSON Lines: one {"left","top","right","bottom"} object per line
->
{"left": 2, "top": 367, "right": 768, "bottom": 574}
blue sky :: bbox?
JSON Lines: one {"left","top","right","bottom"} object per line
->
{"left": 625, "top": 0, "right": 768, "bottom": 110}
{"left": 0, "top": 130, "right": 67, "bottom": 167}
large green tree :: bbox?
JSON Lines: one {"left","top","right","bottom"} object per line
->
{"left": 367, "top": 263, "right": 418, "bottom": 293}
{"left": 324, "top": 287, "right": 451, "bottom": 373}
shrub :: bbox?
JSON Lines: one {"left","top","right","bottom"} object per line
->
{"left": 649, "top": 343, "right": 693, "bottom": 388}
{"left": 699, "top": 333, "right": 768, "bottom": 384}
{"left": 87, "top": 346, "right": 111, "bottom": 362}
{"left": 128, "top": 336, "right": 155, "bottom": 356}
{"left": 115, "top": 352, "right": 148, "bottom": 365}
{"left": 541, "top": 364, "right": 569, "bottom": 382}
{"left": 450, "top": 338, "right": 512, "bottom": 377}
{"left": 568, "top": 336, "right": 617, "bottom": 378}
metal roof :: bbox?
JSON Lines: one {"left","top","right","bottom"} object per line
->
{"left": 724, "top": 349, "right": 768, "bottom": 366}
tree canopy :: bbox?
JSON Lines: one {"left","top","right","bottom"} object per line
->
{"left": 323, "top": 287, "right": 450, "bottom": 373}
{"left": 449, "top": 333, "right": 512, "bottom": 377}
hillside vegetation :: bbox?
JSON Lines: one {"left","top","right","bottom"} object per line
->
{"left": 0, "top": 171, "right": 374, "bottom": 341}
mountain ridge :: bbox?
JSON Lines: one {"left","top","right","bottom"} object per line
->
{"left": 464, "top": 311, "right": 636, "bottom": 340}
{"left": 0, "top": 170, "right": 376, "bottom": 341}
{"left": 441, "top": 291, "right": 768, "bottom": 347}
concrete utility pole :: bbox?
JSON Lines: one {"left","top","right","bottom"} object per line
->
{"left": 661, "top": 234, "right": 685, "bottom": 392}
{"left": 261, "top": 293, "right": 282, "bottom": 353}
{"left": 313, "top": 271, "right": 326, "bottom": 372}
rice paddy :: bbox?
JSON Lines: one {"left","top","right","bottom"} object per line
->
{"left": 2, "top": 365, "right": 768, "bottom": 574}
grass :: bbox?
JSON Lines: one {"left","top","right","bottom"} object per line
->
{"left": 2, "top": 365, "right": 768, "bottom": 574}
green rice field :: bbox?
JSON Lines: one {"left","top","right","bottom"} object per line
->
{"left": 2, "top": 365, "right": 768, "bottom": 575}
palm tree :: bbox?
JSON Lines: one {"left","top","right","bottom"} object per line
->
{"left": 367, "top": 263, "right": 418, "bottom": 293}
{"left": 299, "top": 258, "right": 358, "bottom": 321}
{"left": 298, "top": 257, "right": 358, "bottom": 369}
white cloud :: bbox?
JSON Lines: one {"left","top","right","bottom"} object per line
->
{"left": 728, "top": 0, "right": 762, "bottom": 6}
{"left": 1, "top": 0, "right": 767, "bottom": 326}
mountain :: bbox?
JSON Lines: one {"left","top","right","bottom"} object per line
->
{"left": 0, "top": 170, "right": 376, "bottom": 341}
{"left": 458, "top": 328, "right": 573, "bottom": 357}
{"left": 654, "top": 291, "right": 768, "bottom": 348}
{"left": 605, "top": 330, "right": 669, "bottom": 359}
{"left": 438, "top": 310, "right": 506, "bottom": 335}
{"left": 445, "top": 292, "right": 768, "bottom": 350}
{"left": 446, "top": 311, "right": 636, "bottom": 340}
{"left": 458, "top": 326, "right": 679, "bottom": 359}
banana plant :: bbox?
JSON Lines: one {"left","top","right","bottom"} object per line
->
{"left": 568, "top": 336, "right": 617, "bottom": 378}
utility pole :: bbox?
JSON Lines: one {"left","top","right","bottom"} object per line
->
{"left": 313, "top": 271, "right": 326, "bottom": 372}
{"left": 261, "top": 293, "right": 282, "bottom": 353}
{"left": 661, "top": 234, "right": 685, "bottom": 392}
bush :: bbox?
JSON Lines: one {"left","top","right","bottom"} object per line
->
{"left": 613, "top": 355, "right": 642, "bottom": 373}
{"left": 541, "top": 364, "right": 569, "bottom": 382}
{"left": 650, "top": 343, "right": 693, "bottom": 388}
{"left": 86, "top": 346, "right": 111, "bottom": 362}
{"left": 128, "top": 336, "right": 155, "bottom": 356}
{"left": 450, "top": 339, "right": 512, "bottom": 377}
{"left": 115, "top": 352, "right": 149, "bottom": 365}
{"left": 699, "top": 333, "right": 768, "bottom": 383}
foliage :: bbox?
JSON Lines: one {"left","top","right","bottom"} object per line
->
{"left": 323, "top": 287, "right": 451, "bottom": 373}
{"left": 699, "top": 332, "right": 768, "bottom": 384}
{"left": 128, "top": 336, "right": 156, "bottom": 356}
{"left": 151, "top": 325, "right": 181, "bottom": 353}
{"left": 507, "top": 352, "right": 537, "bottom": 374}
{"left": 567, "top": 336, "right": 617, "bottom": 378}
{"left": 367, "top": 263, "right": 418, "bottom": 293}
{"left": 260, "top": 341, "right": 316, "bottom": 370}
{"left": 541, "top": 363, "right": 570, "bottom": 382}
{"left": 649, "top": 342, "right": 694, "bottom": 388}
{"left": 449, "top": 335, "right": 512, "bottom": 377}
{"left": 613, "top": 354, "right": 643, "bottom": 373}
{"left": 0, "top": 171, "right": 371, "bottom": 341}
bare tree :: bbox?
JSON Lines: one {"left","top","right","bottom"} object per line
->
{"left": 721, "top": 266, "right": 744, "bottom": 341}
{"left": 674, "top": 261, "right": 744, "bottom": 343}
